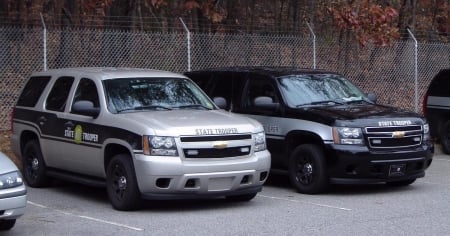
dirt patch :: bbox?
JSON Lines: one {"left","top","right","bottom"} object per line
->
{"left": 0, "top": 130, "right": 21, "bottom": 167}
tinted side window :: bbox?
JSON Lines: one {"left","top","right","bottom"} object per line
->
{"left": 17, "top": 76, "right": 51, "bottom": 107}
{"left": 428, "top": 71, "right": 450, "bottom": 97}
{"left": 208, "top": 73, "right": 234, "bottom": 110}
{"left": 243, "top": 77, "right": 278, "bottom": 108}
{"left": 46, "top": 77, "right": 74, "bottom": 111}
{"left": 72, "top": 78, "right": 99, "bottom": 109}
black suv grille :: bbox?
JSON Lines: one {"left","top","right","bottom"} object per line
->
{"left": 365, "top": 125, "right": 422, "bottom": 149}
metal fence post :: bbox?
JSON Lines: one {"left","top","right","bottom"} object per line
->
{"left": 179, "top": 17, "right": 191, "bottom": 72}
{"left": 307, "top": 22, "right": 316, "bottom": 69}
{"left": 407, "top": 28, "right": 418, "bottom": 113}
{"left": 40, "top": 13, "right": 47, "bottom": 71}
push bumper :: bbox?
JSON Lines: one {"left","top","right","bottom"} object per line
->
{"left": 325, "top": 144, "right": 433, "bottom": 184}
{"left": 133, "top": 150, "right": 271, "bottom": 200}
{"left": 0, "top": 185, "right": 27, "bottom": 220}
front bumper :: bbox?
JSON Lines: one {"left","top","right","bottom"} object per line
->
{"left": 133, "top": 150, "right": 271, "bottom": 200}
{"left": 0, "top": 185, "right": 27, "bottom": 220}
{"left": 325, "top": 144, "right": 433, "bottom": 184}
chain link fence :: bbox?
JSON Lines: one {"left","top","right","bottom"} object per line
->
{"left": 1, "top": 26, "right": 449, "bottom": 130}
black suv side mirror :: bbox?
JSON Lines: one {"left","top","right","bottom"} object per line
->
{"left": 253, "top": 96, "right": 279, "bottom": 110}
{"left": 72, "top": 100, "right": 100, "bottom": 118}
{"left": 213, "top": 97, "right": 227, "bottom": 109}
{"left": 367, "top": 93, "right": 377, "bottom": 103}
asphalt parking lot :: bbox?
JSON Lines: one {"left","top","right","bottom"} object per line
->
{"left": 4, "top": 150, "right": 450, "bottom": 236}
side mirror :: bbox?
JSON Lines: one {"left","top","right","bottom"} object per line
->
{"left": 72, "top": 100, "right": 100, "bottom": 118}
{"left": 253, "top": 96, "right": 279, "bottom": 110}
{"left": 367, "top": 93, "right": 377, "bottom": 103}
{"left": 213, "top": 97, "right": 227, "bottom": 109}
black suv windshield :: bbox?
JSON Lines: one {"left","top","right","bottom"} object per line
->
{"left": 278, "top": 74, "right": 369, "bottom": 107}
{"left": 104, "top": 77, "right": 215, "bottom": 113}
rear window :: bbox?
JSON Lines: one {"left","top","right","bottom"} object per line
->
{"left": 17, "top": 76, "right": 51, "bottom": 107}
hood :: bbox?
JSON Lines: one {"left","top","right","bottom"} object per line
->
{"left": 292, "top": 104, "right": 425, "bottom": 126}
{"left": 118, "top": 109, "right": 263, "bottom": 136}
{"left": 0, "top": 152, "right": 19, "bottom": 173}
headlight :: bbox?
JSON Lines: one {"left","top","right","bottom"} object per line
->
{"left": 143, "top": 135, "right": 178, "bottom": 156}
{"left": 423, "top": 123, "right": 429, "bottom": 134}
{"left": 333, "top": 127, "right": 364, "bottom": 145}
{"left": 0, "top": 171, "right": 23, "bottom": 190}
{"left": 254, "top": 132, "right": 267, "bottom": 152}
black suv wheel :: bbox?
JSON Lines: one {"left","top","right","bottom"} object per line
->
{"left": 288, "top": 144, "right": 329, "bottom": 194}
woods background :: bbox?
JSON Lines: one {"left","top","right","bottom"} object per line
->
{"left": 0, "top": 0, "right": 450, "bottom": 131}
{"left": 1, "top": 0, "right": 449, "bottom": 44}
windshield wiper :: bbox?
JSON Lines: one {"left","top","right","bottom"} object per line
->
{"left": 117, "top": 105, "right": 172, "bottom": 113}
{"left": 344, "top": 99, "right": 372, "bottom": 104}
{"left": 296, "top": 100, "right": 344, "bottom": 107}
{"left": 174, "top": 104, "right": 211, "bottom": 110}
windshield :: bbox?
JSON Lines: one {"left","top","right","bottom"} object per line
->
{"left": 104, "top": 77, "right": 216, "bottom": 113}
{"left": 278, "top": 74, "right": 368, "bottom": 107}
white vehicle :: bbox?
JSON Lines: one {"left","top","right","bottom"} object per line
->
{"left": 11, "top": 67, "right": 271, "bottom": 210}
{"left": 0, "top": 151, "right": 26, "bottom": 230}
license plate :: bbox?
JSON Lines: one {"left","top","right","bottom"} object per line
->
{"left": 389, "top": 164, "right": 406, "bottom": 176}
{"left": 208, "top": 177, "right": 233, "bottom": 191}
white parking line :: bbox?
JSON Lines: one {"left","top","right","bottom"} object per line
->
{"left": 27, "top": 201, "right": 144, "bottom": 231}
{"left": 258, "top": 195, "right": 352, "bottom": 211}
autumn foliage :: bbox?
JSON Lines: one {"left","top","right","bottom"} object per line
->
{"left": 329, "top": 1, "right": 400, "bottom": 47}
{"left": 0, "top": 0, "right": 448, "bottom": 45}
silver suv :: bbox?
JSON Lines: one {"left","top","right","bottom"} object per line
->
{"left": 0, "top": 151, "right": 26, "bottom": 231}
{"left": 11, "top": 67, "right": 270, "bottom": 210}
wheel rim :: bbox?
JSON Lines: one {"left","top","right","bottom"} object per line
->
{"left": 111, "top": 163, "right": 127, "bottom": 200}
{"left": 24, "top": 150, "right": 39, "bottom": 181}
{"left": 294, "top": 156, "right": 314, "bottom": 185}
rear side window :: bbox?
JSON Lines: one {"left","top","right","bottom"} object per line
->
{"left": 17, "top": 76, "right": 51, "bottom": 107}
{"left": 428, "top": 71, "right": 450, "bottom": 97}
{"left": 46, "top": 77, "right": 75, "bottom": 111}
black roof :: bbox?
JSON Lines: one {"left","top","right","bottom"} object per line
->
{"left": 186, "top": 66, "right": 340, "bottom": 78}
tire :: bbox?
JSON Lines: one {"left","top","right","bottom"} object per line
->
{"left": 226, "top": 192, "right": 257, "bottom": 202}
{"left": 106, "top": 154, "right": 142, "bottom": 211}
{"left": 439, "top": 120, "right": 450, "bottom": 154}
{"left": 288, "top": 144, "right": 329, "bottom": 194}
{"left": 386, "top": 178, "right": 416, "bottom": 187}
{"left": 22, "top": 140, "right": 49, "bottom": 187}
{"left": 0, "top": 219, "right": 16, "bottom": 231}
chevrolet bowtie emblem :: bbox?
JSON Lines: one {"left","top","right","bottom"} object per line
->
{"left": 213, "top": 141, "right": 228, "bottom": 149}
{"left": 392, "top": 131, "right": 405, "bottom": 138}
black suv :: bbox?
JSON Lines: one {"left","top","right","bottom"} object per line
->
{"left": 186, "top": 67, "right": 434, "bottom": 194}
{"left": 424, "top": 69, "right": 450, "bottom": 154}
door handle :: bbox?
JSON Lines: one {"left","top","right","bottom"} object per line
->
{"left": 65, "top": 121, "right": 74, "bottom": 129}
{"left": 38, "top": 116, "right": 47, "bottom": 126}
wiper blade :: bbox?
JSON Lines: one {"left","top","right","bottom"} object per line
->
{"left": 296, "top": 100, "right": 344, "bottom": 107}
{"left": 345, "top": 99, "right": 371, "bottom": 104}
{"left": 117, "top": 105, "right": 171, "bottom": 113}
{"left": 174, "top": 104, "right": 211, "bottom": 110}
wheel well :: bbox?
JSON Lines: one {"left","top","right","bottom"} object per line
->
{"left": 285, "top": 130, "right": 325, "bottom": 155}
{"left": 104, "top": 144, "right": 131, "bottom": 172}
{"left": 20, "top": 131, "right": 39, "bottom": 154}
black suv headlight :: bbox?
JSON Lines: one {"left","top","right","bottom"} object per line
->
{"left": 0, "top": 171, "right": 23, "bottom": 190}
{"left": 333, "top": 127, "right": 364, "bottom": 145}
{"left": 143, "top": 135, "right": 178, "bottom": 156}
{"left": 423, "top": 123, "right": 431, "bottom": 140}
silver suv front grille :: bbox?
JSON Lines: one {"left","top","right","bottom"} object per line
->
{"left": 180, "top": 134, "right": 252, "bottom": 158}
{"left": 365, "top": 125, "right": 422, "bottom": 149}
